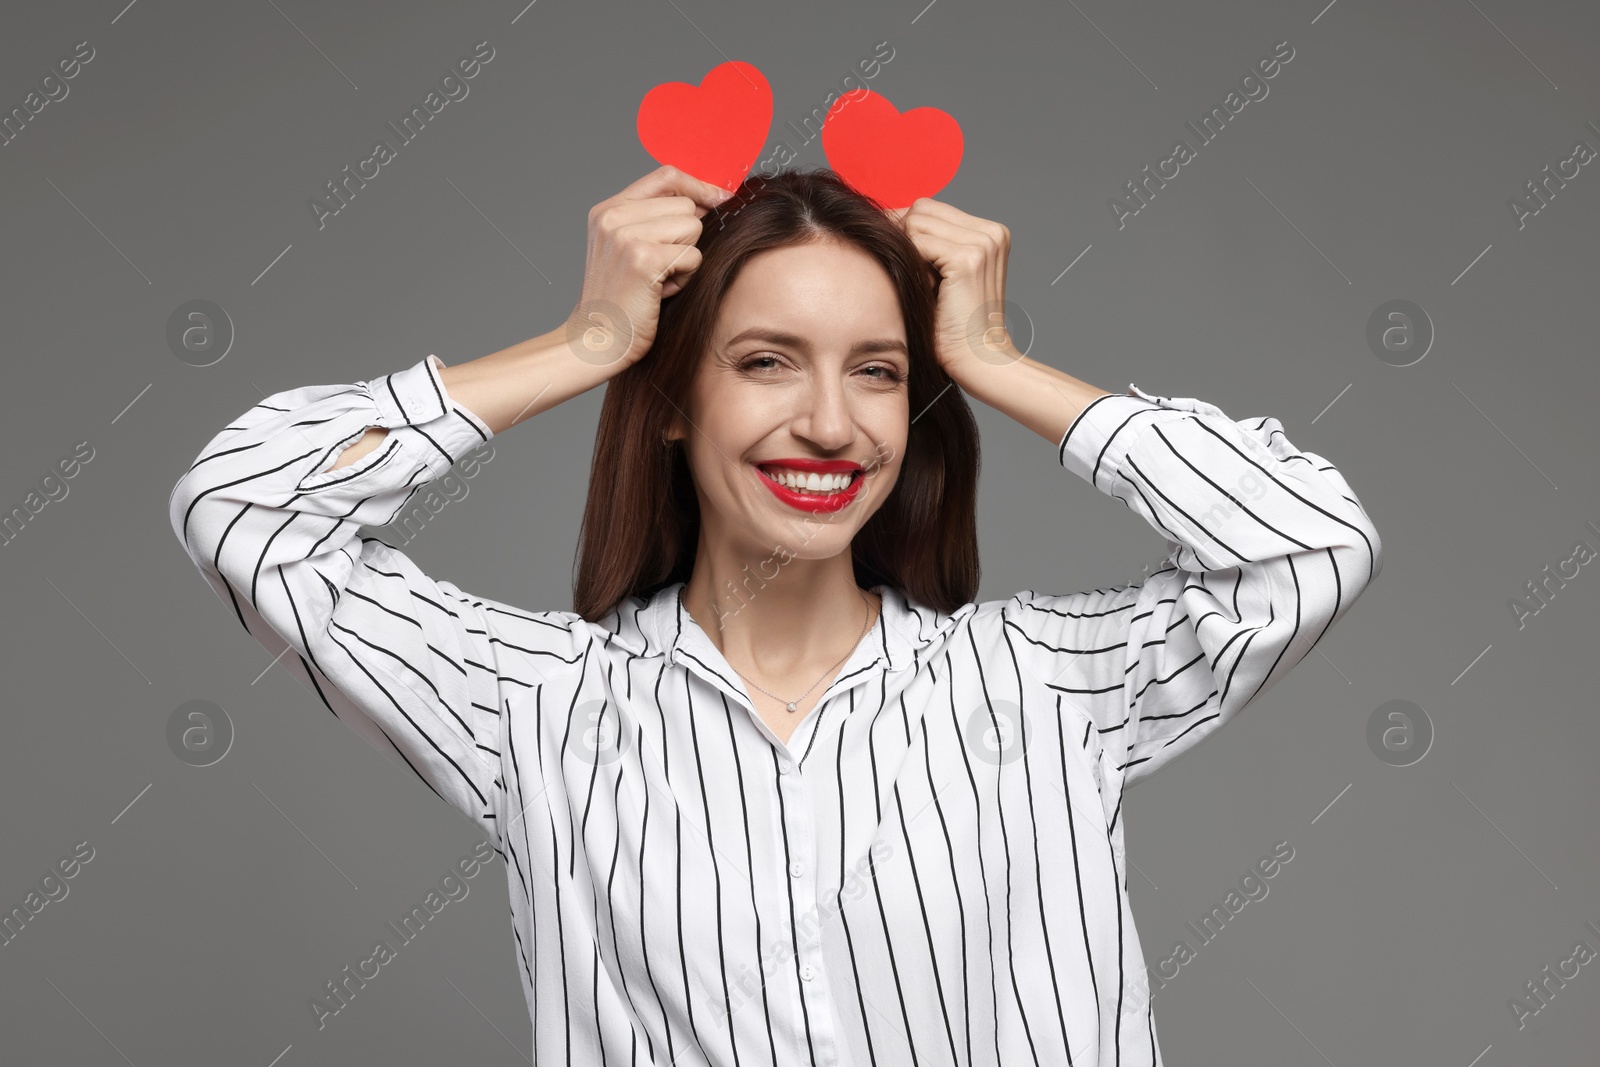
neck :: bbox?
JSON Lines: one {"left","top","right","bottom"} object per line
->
{"left": 680, "top": 544, "right": 878, "bottom": 679}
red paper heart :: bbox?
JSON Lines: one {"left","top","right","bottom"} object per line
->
{"left": 637, "top": 61, "right": 773, "bottom": 192}
{"left": 821, "top": 90, "right": 963, "bottom": 208}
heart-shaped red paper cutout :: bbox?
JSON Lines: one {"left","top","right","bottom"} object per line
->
{"left": 821, "top": 90, "right": 963, "bottom": 208}
{"left": 637, "top": 61, "right": 772, "bottom": 192}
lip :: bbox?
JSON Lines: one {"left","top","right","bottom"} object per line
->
{"left": 754, "top": 459, "right": 867, "bottom": 513}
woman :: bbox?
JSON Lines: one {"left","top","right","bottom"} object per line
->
{"left": 169, "top": 164, "right": 1381, "bottom": 1065}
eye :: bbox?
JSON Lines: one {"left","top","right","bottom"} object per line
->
{"left": 859, "top": 363, "right": 905, "bottom": 383}
{"left": 737, "top": 354, "right": 782, "bottom": 372}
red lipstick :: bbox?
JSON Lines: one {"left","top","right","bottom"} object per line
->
{"left": 754, "top": 458, "right": 867, "bottom": 513}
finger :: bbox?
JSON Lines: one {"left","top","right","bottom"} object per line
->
{"left": 901, "top": 227, "right": 970, "bottom": 272}
{"left": 618, "top": 164, "right": 735, "bottom": 212}
{"left": 903, "top": 210, "right": 996, "bottom": 255}
{"left": 904, "top": 198, "right": 1008, "bottom": 245}
{"left": 614, "top": 213, "right": 706, "bottom": 248}
{"left": 898, "top": 197, "right": 975, "bottom": 226}
{"left": 598, "top": 195, "right": 702, "bottom": 228}
{"left": 642, "top": 242, "right": 703, "bottom": 288}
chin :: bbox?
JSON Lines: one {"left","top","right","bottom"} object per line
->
{"left": 755, "top": 519, "right": 857, "bottom": 560}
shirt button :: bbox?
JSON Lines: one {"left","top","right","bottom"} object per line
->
{"left": 800, "top": 964, "right": 817, "bottom": 981}
{"left": 777, "top": 758, "right": 793, "bottom": 775}
{"left": 788, "top": 861, "right": 804, "bottom": 878}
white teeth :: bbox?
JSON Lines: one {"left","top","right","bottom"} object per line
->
{"left": 763, "top": 466, "right": 855, "bottom": 493}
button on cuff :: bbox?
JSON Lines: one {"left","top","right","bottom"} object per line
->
{"left": 364, "top": 354, "right": 453, "bottom": 428}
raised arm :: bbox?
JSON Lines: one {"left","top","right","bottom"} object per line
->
{"left": 167, "top": 335, "right": 599, "bottom": 841}
{"left": 167, "top": 165, "right": 732, "bottom": 840}
{"left": 889, "top": 195, "right": 1381, "bottom": 804}
{"left": 999, "top": 384, "right": 1383, "bottom": 800}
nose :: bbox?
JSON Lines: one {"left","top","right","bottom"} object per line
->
{"left": 788, "top": 372, "right": 855, "bottom": 451}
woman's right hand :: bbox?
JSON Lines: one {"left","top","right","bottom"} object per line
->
{"left": 565, "top": 165, "right": 733, "bottom": 370}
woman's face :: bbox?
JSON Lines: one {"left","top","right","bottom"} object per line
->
{"left": 673, "top": 238, "right": 910, "bottom": 564}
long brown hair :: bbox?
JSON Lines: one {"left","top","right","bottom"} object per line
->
{"left": 573, "top": 166, "right": 980, "bottom": 622}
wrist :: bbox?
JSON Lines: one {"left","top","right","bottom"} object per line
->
{"left": 564, "top": 297, "right": 642, "bottom": 369}
{"left": 938, "top": 342, "right": 1026, "bottom": 392}
{"left": 939, "top": 350, "right": 1113, "bottom": 446}
{"left": 438, "top": 328, "right": 614, "bottom": 436}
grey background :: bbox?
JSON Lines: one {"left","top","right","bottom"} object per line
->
{"left": 3, "top": 0, "right": 1597, "bottom": 1063}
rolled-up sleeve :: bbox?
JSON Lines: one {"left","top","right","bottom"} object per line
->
{"left": 168, "top": 354, "right": 588, "bottom": 845}
{"left": 1003, "top": 384, "right": 1383, "bottom": 798}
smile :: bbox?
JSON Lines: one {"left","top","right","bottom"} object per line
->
{"left": 754, "top": 460, "right": 867, "bottom": 513}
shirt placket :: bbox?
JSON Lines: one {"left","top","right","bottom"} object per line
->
{"left": 776, "top": 644, "right": 894, "bottom": 1067}
{"left": 667, "top": 622, "right": 886, "bottom": 1067}
{"left": 776, "top": 747, "right": 850, "bottom": 1067}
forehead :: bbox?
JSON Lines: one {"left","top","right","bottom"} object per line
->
{"left": 714, "top": 240, "right": 904, "bottom": 343}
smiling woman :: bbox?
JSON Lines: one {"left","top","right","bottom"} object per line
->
{"left": 169, "top": 163, "right": 1382, "bottom": 1066}
{"left": 582, "top": 170, "right": 980, "bottom": 627}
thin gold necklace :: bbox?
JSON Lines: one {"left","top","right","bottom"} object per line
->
{"left": 683, "top": 587, "right": 875, "bottom": 713}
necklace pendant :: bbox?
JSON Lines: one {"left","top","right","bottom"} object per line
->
{"left": 785, "top": 701, "right": 797, "bottom": 712}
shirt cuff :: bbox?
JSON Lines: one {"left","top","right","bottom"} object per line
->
{"left": 365, "top": 354, "right": 493, "bottom": 441}
{"left": 1057, "top": 384, "right": 1186, "bottom": 491}
{"left": 293, "top": 356, "right": 493, "bottom": 494}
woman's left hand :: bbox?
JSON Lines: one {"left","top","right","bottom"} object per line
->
{"left": 888, "top": 199, "right": 1020, "bottom": 379}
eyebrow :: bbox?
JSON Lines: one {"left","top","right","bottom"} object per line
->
{"left": 723, "top": 327, "right": 908, "bottom": 358}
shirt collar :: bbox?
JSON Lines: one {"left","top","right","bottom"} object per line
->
{"left": 638, "top": 580, "right": 930, "bottom": 674}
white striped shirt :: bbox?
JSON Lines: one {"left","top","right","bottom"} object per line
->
{"left": 168, "top": 353, "right": 1381, "bottom": 1067}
